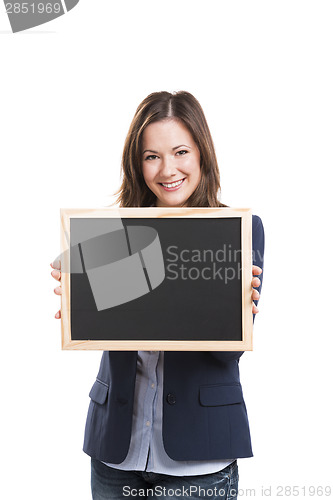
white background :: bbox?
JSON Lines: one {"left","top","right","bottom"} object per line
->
{"left": 1, "top": 1, "right": 332, "bottom": 499}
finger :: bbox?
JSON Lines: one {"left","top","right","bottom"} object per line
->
{"left": 50, "top": 259, "right": 61, "bottom": 270}
{"left": 54, "top": 286, "right": 62, "bottom": 295}
{"left": 55, "top": 310, "right": 61, "bottom": 319}
{"left": 252, "top": 277, "right": 261, "bottom": 288}
{"left": 51, "top": 269, "right": 61, "bottom": 282}
{"left": 252, "top": 303, "right": 259, "bottom": 314}
{"left": 252, "top": 288, "right": 260, "bottom": 300}
{"left": 252, "top": 265, "right": 262, "bottom": 275}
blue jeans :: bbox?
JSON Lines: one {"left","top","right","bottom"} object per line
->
{"left": 91, "top": 458, "right": 238, "bottom": 499}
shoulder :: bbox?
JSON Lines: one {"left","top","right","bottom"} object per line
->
{"left": 252, "top": 214, "right": 263, "bottom": 229}
{"left": 251, "top": 215, "right": 265, "bottom": 257}
{"left": 252, "top": 215, "right": 265, "bottom": 240}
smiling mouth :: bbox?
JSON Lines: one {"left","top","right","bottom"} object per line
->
{"left": 159, "top": 178, "right": 186, "bottom": 189}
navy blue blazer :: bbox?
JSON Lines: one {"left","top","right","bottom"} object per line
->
{"left": 83, "top": 215, "right": 265, "bottom": 463}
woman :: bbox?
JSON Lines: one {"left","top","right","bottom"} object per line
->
{"left": 51, "top": 90, "right": 264, "bottom": 499}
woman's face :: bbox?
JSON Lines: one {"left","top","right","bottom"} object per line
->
{"left": 141, "top": 119, "right": 201, "bottom": 207}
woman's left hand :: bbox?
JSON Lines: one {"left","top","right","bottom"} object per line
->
{"left": 252, "top": 265, "right": 262, "bottom": 314}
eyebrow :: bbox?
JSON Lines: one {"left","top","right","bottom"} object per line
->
{"left": 142, "top": 145, "right": 192, "bottom": 155}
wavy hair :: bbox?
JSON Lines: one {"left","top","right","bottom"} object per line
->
{"left": 113, "top": 91, "right": 228, "bottom": 208}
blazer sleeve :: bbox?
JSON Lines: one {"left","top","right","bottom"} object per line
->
{"left": 252, "top": 215, "right": 265, "bottom": 323}
{"left": 210, "top": 214, "right": 265, "bottom": 362}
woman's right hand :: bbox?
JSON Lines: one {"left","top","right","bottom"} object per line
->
{"left": 50, "top": 260, "right": 62, "bottom": 319}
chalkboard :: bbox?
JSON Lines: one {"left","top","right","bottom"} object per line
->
{"left": 60, "top": 207, "right": 253, "bottom": 350}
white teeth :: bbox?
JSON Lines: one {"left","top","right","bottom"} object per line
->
{"left": 161, "top": 179, "right": 184, "bottom": 188}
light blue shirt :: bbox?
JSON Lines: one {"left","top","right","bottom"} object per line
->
{"left": 102, "top": 351, "right": 234, "bottom": 476}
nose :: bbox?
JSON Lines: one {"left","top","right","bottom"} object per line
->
{"left": 159, "top": 157, "right": 177, "bottom": 180}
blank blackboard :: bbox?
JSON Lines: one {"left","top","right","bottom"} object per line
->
{"left": 60, "top": 207, "right": 253, "bottom": 350}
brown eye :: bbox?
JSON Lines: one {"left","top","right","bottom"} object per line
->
{"left": 176, "top": 150, "right": 188, "bottom": 156}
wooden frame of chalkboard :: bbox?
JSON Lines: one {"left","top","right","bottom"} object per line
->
{"left": 60, "top": 207, "right": 253, "bottom": 351}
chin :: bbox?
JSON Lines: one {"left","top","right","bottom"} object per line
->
{"left": 153, "top": 186, "right": 191, "bottom": 208}
{"left": 162, "top": 199, "right": 188, "bottom": 208}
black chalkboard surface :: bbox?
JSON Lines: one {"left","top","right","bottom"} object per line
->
{"left": 60, "top": 207, "right": 253, "bottom": 350}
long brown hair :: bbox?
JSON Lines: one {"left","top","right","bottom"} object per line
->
{"left": 113, "top": 91, "right": 228, "bottom": 208}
